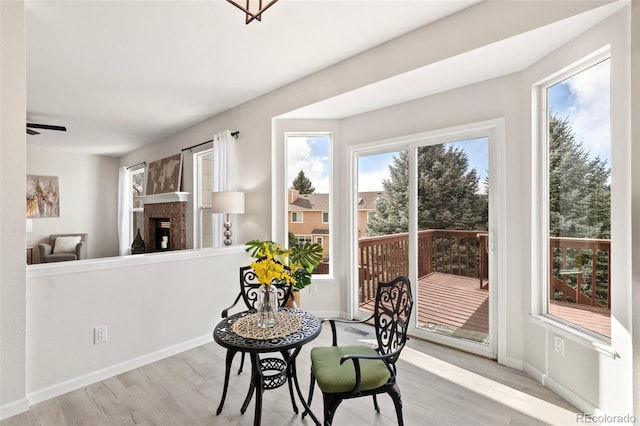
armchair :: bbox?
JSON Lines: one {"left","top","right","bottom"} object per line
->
{"left": 38, "top": 233, "right": 87, "bottom": 263}
{"left": 305, "top": 275, "right": 413, "bottom": 426}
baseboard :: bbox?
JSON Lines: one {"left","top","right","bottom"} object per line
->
{"left": 0, "top": 397, "right": 29, "bottom": 421}
{"left": 523, "top": 361, "right": 597, "bottom": 414}
{"left": 500, "top": 354, "right": 524, "bottom": 370}
{"left": 522, "top": 361, "right": 545, "bottom": 383}
{"left": 27, "top": 334, "right": 212, "bottom": 406}
{"left": 307, "top": 310, "right": 342, "bottom": 320}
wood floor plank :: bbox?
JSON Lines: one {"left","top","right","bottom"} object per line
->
{"left": 2, "top": 321, "right": 578, "bottom": 426}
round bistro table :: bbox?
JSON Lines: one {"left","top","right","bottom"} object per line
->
{"left": 213, "top": 307, "right": 321, "bottom": 426}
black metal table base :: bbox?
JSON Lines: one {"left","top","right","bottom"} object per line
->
{"left": 213, "top": 308, "right": 322, "bottom": 426}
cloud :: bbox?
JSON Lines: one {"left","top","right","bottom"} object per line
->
{"left": 287, "top": 136, "right": 330, "bottom": 193}
{"left": 358, "top": 167, "right": 389, "bottom": 191}
{"left": 556, "top": 59, "right": 610, "bottom": 162}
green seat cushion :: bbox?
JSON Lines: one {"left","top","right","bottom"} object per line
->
{"left": 311, "top": 345, "right": 391, "bottom": 394}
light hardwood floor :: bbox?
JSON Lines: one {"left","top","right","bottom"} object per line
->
{"left": 2, "top": 322, "right": 579, "bottom": 425}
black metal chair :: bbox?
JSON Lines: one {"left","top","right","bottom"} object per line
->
{"left": 305, "top": 275, "right": 413, "bottom": 426}
{"left": 216, "top": 266, "right": 293, "bottom": 415}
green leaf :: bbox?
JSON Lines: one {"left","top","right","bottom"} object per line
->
{"left": 289, "top": 242, "right": 323, "bottom": 273}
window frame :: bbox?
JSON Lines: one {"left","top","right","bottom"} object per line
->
{"left": 291, "top": 211, "right": 303, "bottom": 223}
{"left": 322, "top": 211, "right": 329, "bottom": 223}
{"left": 194, "top": 148, "right": 214, "bottom": 248}
{"left": 293, "top": 234, "right": 312, "bottom": 244}
{"left": 129, "top": 166, "right": 145, "bottom": 246}
{"left": 533, "top": 49, "right": 612, "bottom": 344}
{"left": 284, "top": 131, "right": 333, "bottom": 278}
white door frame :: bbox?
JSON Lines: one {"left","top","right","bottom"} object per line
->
{"left": 348, "top": 119, "right": 507, "bottom": 361}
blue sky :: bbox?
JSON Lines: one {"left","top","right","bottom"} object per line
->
{"left": 288, "top": 58, "right": 610, "bottom": 194}
{"left": 356, "top": 138, "right": 488, "bottom": 192}
{"left": 287, "top": 135, "right": 331, "bottom": 193}
{"left": 548, "top": 58, "right": 610, "bottom": 164}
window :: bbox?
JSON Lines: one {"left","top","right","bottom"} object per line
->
{"left": 130, "top": 167, "right": 145, "bottom": 241}
{"left": 539, "top": 54, "right": 611, "bottom": 338}
{"left": 293, "top": 235, "right": 312, "bottom": 244}
{"left": 195, "top": 149, "right": 214, "bottom": 248}
{"left": 316, "top": 237, "right": 323, "bottom": 245}
{"left": 286, "top": 133, "right": 331, "bottom": 275}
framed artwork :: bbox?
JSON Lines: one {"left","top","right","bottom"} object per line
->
{"left": 146, "top": 153, "right": 183, "bottom": 195}
{"left": 26, "top": 175, "right": 60, "bottom": 218}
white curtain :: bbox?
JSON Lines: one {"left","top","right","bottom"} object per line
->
{"left": 212, "top": 130, "right": 238, "bottom": 247}
{"left": 117, "top": 166, "right": 131, "bottom": 255}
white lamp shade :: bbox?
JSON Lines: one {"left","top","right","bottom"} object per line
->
{"left": 211, "top": 191, "right": 245, "bottom": 214}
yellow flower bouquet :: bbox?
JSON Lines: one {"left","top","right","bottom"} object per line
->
{"left": 248, "top": 241, "right": 298, "bottom": 287}
{"left": 245, "top": 239, "right": 323, "bottom": 289}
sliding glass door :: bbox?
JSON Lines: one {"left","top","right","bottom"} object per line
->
{"left": 353, "top": 124, "right": 499, "bottom": 358}
{"left": 414, "top": 138, "right": 490, "bottom": 349}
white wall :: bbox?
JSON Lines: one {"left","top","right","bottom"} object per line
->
{"left": 0, "top": 0, "right": 28, "bottom": 418}
{"left": 520, "top": 8, "right": 633, "bottom": 415}
{"left": 25, "top": 248, "right": 251, "bottom": 400}
{"left": 27, "top": 147, "right": 120, "bottom": 261}
{"left": 631, "top": 1, "right": 640, "bottom": 419}
{"left": 4, "top": 0, "right": 635, "bottom": 420}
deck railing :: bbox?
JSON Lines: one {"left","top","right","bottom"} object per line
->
{"left": 549, "top": 237, "right": 611, "bottom": 309}
{"left": 358, "top": 231, "right": 611, "bottom": 309}
{"left": 358, "top": 229, "right": 487, "bottom": 303}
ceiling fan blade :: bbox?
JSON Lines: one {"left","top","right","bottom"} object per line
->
{"left": 26, "top": 128, "right": 40, "bottom": 135}
{"left": 26, "top": 123, "right": 67, "bottom": 132}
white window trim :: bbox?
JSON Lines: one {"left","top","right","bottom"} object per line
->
{"left": 194, "top": 148, "right": 214, "bottom": 249}
{"left": 294, "top": 234, "right": 312, "bottom": 244}
{"left": 277, "top": 130, "right": 335, "bottom": 280}
{"left": 322, "top": 211, "right": 329, "bottom": 223}
{"left": 348, "top": 119, "right": 506, "bottom": 361}
{"left": 531, "top": 47, "right": 612, "bottom": 346}
{"left": 291, "top": 211, "right": 303, "bottom": 223}
{"left": 129, "top": 166, "right": 145, "bottom": 245}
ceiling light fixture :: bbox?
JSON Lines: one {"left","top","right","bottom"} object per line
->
{"left": 226, "top": 0, "right": 279, "bottom": 24}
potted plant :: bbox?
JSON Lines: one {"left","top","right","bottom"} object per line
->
{"left": 246, "top": 239, "right": 323, "bottom": 307}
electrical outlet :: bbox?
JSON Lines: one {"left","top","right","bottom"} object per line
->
{"left": 94, "top": 325, "right": 107, "bottom": 344}
{"left": 554, "top": 336, "right": 564, "bottom": 356}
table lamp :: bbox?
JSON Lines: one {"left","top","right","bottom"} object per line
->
{"left": 211, "top": 191, "right": 245, "bottom": 245}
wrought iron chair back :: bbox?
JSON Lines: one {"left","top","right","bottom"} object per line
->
{"left": 238, "top": 266, "right": 292, "bottom": 311}
{"left": 374, "top": 276, "right": 412, "bottom": 365}
{"left": 216, "top": 265, "right": 293, "bottom": 416}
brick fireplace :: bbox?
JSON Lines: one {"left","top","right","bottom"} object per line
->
{"left": 140, "top": 193, "right": 189, "bottom": 253}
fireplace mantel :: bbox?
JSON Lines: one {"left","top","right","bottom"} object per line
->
{"left": 139, "top": 192, "right": 190, "bottom": 204}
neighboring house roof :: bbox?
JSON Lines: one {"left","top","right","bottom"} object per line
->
{"left": 289, "top": 193, "right": 327, "bottom": 211}
{"left": 357, "top": 191, "right": 385, "bottom": 210}
{"left": 288, "top": 190, "right": 385, "bottom": 211}
{"left": 311, "top": 229, "right": 330, "bottom": 235}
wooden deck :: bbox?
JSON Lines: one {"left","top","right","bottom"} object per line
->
{"left": 549, "top": 300, "right": 610, "bottom": 337}
{"left": 417, "top": 272, "right": 489, "bottom": 336}
{"left": 360, "top": 272, "right": 611, "bottom": 340}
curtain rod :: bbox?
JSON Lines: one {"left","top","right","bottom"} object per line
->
{"left": 127, "top": 161, "right": 146, "bottom": 169}
{"left": 181, "top": 131, "right": 239, "bottom": 152}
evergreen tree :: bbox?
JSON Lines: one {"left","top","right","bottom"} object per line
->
{"left": 367, "top": 145, "right": 487, "bottom": 235}
{"left": 367, "top": 153, "right": 410, "bottom": 235}
{"left": 548, "top": 115, "right": 610, "bottom": 239}
{"left": 291, "top": 170, "right": 315, "bottom": 194}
